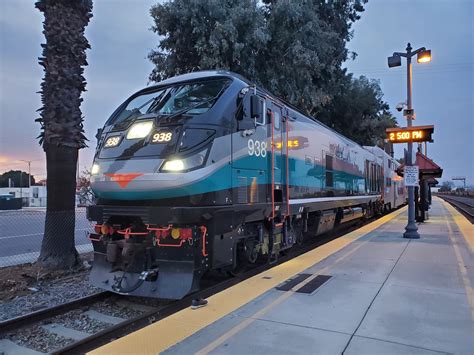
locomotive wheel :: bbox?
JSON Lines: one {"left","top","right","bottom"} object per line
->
{"left": 296, "top": 229, "right": 305, "bottom": 245}
{"left": 244, "top": 240, "right": 258, "bottom": 264}
{"left": 227, "top": 241, "right": 249, "bottom": 276}
{"left": 293, "top": 221, "right": 305, "bottom": 246}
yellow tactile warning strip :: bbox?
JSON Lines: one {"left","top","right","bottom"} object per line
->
{"left": 444, "top": 214, "right": 474, "bottom": 319}
{"left": 90, "top": 206, "right": 407, "bottom": 355}
{"left": 438, "top": 197, "right": 474, "bottom": 252}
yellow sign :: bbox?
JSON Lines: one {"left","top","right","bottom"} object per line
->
{"left": 386, "top": 125, "right": 434, "bottom": 143}
{"left": 275, "top": 136, "right": 309, "bottom": 150}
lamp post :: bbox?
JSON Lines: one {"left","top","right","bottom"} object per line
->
{"left": 388, "top": 43, "right": 431, "bottom": 239}
{"left": 19, "top": 160, "right": 32, "bottom": 188}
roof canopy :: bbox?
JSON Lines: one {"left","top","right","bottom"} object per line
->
{"left": 397, "top": 152, "right": 443, "bottom": 179}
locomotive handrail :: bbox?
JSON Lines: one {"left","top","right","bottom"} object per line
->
{"left": 116, "top": 228, "right": 149, "bottom": 238}
{"left": 270, "top": 110, "right": 275, "bottom": 220}
{"left": 155, "top": 239, "right": 186, "bottom": 248}
{"left": 200, "top": 226, "right": 208, "bottom": 257}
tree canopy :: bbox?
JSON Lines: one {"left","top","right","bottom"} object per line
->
{"left": 317, "top": 75, "right": 397, "bottom": 145}
{"left": 0, "top": 170, "right": 36, "bottom": 187}
{"left": 148, "top": 0, "right": 396, "bottom": 145}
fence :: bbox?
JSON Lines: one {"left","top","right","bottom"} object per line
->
{"left": 0, "top": 207, "right": 94, "bottom": 268}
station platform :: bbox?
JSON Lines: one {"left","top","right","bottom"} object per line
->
{"left": 91, "top": 197, "right": 473, "bottom": 355}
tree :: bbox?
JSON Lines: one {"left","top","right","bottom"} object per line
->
{"left": 149, "top": 0, "right": 268, "bottom": 83}
{"left": 317, "top": 75, "right": 397, "bottom": 145}
{"left": 258, "top": 0, "right": 364, "bottom": 116}
{"left": 149, "top": 0, "right": 366, "bottom": 118}
{"left": 36, "top": 0, "right": 93, "bottom": 268}
{"left": 0, "top": 170, "right": 36, "bottom": 187}
{"left": 438, "top": 181, "right": 454, "bottom": 192}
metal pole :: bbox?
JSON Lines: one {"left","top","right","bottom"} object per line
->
{"left": 404, "top": 43, "right": 420, "bottom": 239}
{"left": 28, "top": 161, "right": 31, "bottom": 188}
{"left": 20, "top": 171, "right": 23, "bottom": 200}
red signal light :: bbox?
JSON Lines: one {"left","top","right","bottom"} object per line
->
{"left": 179, "top": 228, "right": 193, "bottom": 240}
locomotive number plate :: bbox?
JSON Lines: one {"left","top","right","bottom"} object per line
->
{"left": 151, "top": 131, "right": 173, "bottom": 143}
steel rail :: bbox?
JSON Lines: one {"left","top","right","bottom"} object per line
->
{"left": 436, "top": 194, "right": 474, "bottom": 222}
{"left": 0, "top": 291, "right": 112, "bottom": 335}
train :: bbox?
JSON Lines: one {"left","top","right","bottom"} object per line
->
{"left": 87, "top": 71, "right": 406, "bottom": 299}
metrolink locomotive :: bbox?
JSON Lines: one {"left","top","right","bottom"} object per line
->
{"left": 87, "top": 71, "right": 405, "bottom": 299}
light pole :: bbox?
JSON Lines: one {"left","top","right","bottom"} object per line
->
{"left": 388, "top": 43, "right": 431, "bottom": 239}
{"left": 19, "top": 160, "right": 32, "bottom": 188}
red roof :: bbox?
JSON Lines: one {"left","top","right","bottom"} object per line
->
{"left": 397, "top": 152, "right": 443, "bottom": 178}
{"left": 415, "top": 152, "right": 442, "bottom": 171}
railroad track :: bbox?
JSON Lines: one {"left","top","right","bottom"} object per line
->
{"left": 436, "top": 194, "right": 474, "bottom": 222}
{"left": 0, "top": 212, "right": 389, "bottom": 354}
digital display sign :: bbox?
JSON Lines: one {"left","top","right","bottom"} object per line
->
{"left": 386, "top": 125, "right": 434, "bottom": 143}
{"left": 275, "top": 136, "right": 309, "bottom": 150}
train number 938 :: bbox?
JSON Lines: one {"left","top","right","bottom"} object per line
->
{"left": 152, "top": 132, "right": 173, "bottom": 143}
{"left": 248, "top": 139, "right": 267, "bottom": 157}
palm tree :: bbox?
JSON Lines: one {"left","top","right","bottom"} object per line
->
{"left": 36, "top": 0, "right": 93, "bottom": 268}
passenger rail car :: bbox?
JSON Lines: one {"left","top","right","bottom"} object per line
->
{"left": 87, "top": 71, "right": 405, "bottom": 299}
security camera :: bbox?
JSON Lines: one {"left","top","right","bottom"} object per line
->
{"left": 396, "top": 103, "right": 405, "bottom": 112}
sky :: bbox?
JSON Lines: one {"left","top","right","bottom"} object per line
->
{"left": 0, "top": 0, "right": 473, "bottom": 186}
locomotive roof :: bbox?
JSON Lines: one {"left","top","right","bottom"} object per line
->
{"left": 148, "top": 70, "right": 251, "bottom": 88}
{"left": 147, "top": 71, "right": 379, "bottom": 152}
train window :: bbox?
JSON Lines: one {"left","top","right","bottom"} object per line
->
{"left": 178, "top": 128, "right": 215, "bottom": 152}
{"left": 108, "top": 79, "right": 231, "bottom": 127}
{"left": 273, "top": 110, "right": 281, "bottom": 130}
{"left": 365, "top": 160, "right": 370, "bottom": 192}
{"left": 326, "top": 171, "right": 334, "bottom": 187}
{"left": 326, "top": 155, "right": 333, "bottom": 171}
{"left": 326, "top": 155, "right": 334, "bottom": 188}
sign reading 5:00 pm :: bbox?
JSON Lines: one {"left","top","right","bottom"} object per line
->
{"left": 386, "top": 125, "right": 434, "bottom": 143}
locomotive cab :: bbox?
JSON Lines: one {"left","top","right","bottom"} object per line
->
{"left": 88, "top": 72, "right": 257, "bottom": 298}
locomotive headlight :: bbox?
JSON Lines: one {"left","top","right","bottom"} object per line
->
{"left": 126, "top": 121, "right": 153, "bottom": 139}
{"left": 161, "top": 149, "right": 208, "bottom": 172}
{"left": 162, "top": 159, "right": 185, "bottom": 172}
{"left": 91, "top": 163, "right": 100, "bottom": 175}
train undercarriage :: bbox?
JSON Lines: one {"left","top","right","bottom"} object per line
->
{"left": 87, "top": 200, "right": 376, "bottom": 299}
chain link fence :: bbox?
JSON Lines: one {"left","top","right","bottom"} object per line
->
{"left": 0, "top": 207, "right": 94, "bottom": 268}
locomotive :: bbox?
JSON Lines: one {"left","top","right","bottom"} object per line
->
{"left": 87, "top": 71, "right": 405, "bottom": 299}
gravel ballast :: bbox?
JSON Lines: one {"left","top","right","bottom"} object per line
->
{"left": 0, "top": 273, "right": 99, "bottom": 321}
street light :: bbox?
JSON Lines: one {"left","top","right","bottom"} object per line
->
{"left": 417, "top": 50, "right": 431, "bottom": 63}
{"left": 19, "top": 160, "right": 33, "bottom": 188}
{"left": 388, "top": 43, "right": 431, "bottom": 239}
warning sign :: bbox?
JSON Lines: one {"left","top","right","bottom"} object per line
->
{"left": 404, "top": 165, "right": 419, "bottom": 186}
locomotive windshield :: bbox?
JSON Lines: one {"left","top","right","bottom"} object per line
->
{"left": 109, "top": 79, "right": 231, "bottom": 127}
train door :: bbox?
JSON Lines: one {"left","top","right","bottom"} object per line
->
{"left": 267, "top": 102, "right": 288, "bottom": 216}
{"left": 231, "top": 93, "right": 268, "bottom": 205}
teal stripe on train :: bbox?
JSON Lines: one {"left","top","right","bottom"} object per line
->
{"left": 93, "top": 155, "right": 365, "bottom": 200}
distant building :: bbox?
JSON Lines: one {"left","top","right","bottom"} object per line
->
{"left": 0, "top": 186, "right": 47, "bottom": 207}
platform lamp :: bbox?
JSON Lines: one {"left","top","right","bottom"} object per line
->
{"left": 388, "top": 43, "right": 431, "bottom": 239}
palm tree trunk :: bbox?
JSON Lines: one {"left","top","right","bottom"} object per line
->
{"left": 39, "top": 145, "right": 79, "bottom": 267}
{"left": 36, "top": 0, "right": 93, "bottom": 269}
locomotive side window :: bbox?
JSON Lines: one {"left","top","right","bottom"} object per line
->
{"left": 365, "top": 160, "right": 369, "bottom": 192}
{"left": 273, "top": 110, "right": 281, "bottom": 130}
{"left": 250, "top": 95, "right": 266, "bottom": 126}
